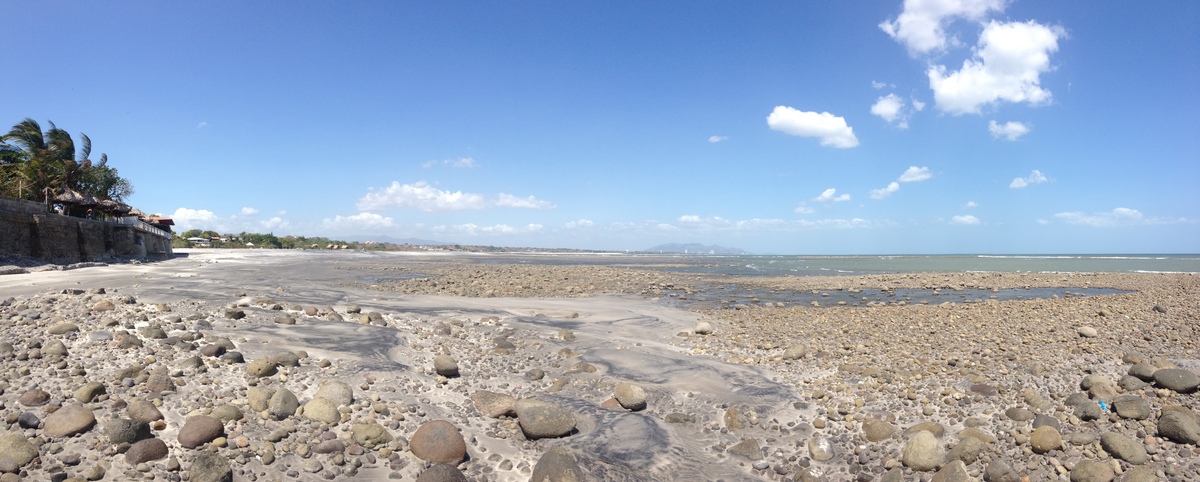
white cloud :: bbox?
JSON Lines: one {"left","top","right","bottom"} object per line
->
{"left": 880, "top": 0, "right": 1007, "bottom": 55}
{"left": 870, "top": 182, "right": 901, "bottom": 200}
{"left": 196, "top": 121, "right": 209, "bottom": 129}
{"left": 1009, "top": 169, "right": 1049, "bottom": 189}
{"left": 260, "top": 217, "right": 290, "bottom": 230}
{"left": 708, "top": 135, "right": 729, "bottom": 143}
{"left": 1052, "top": 208, "right": 1170, "bottom": 227}
{"left": 794, "top": 203, "right": 815, "bottom": 214}
{"left": 321, "top": 212, "right": 395, "bottom": 230}
{"left": 898, "top": 166, "right": 933, "bottom": 182}
{"left": 767, "top": 106, "right": 860, "bottom": 148}
{"left": 870, "top": 94, "right": 909, "bottom": 128}
{"left": 678, "top": 215, "right": 703, "bottom": 223}
{"left": 814, "top": 188, "right": 851, "bottom": 203}
{"left": 871, "top": 81, "right": 894, "bottom": 90}
{"left": 526, "top": 224, "right": 544, "bottom": 232}
{"left": 656, "top": 223, "right": 678, "bottom": 231}
{"left": 496, "top": 193, "right": 556, "bottom": 210}
{"left": 564, "top": 219, "right": 594, "bottom": 229}
{"left": 911, "top": 98, "right": 927, "bottom": 111}
{"left": 928, "top": 20, "right": 1065, "bottom": 115}
{"left": 239, "top": 207, "right": 259, "bottom": 216}
{"left": 988, "top": 120, "right": 1031, "bottom": 140}
{"left": 357, "top": 181, "right": 487, "bottom": 212}
{"left": 964, "top": 201, "right": 978, "bottom": 208}
{"left": 171, "top": 208, "right": 220, "bottom": 230}
{"left": 422, "top": 157, "right": 478, "bottom": 169}
{"left": 951, "top": 214, "right": 981, "bottom": 225}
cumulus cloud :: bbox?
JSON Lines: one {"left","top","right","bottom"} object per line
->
{"left": 870, "top": 182, "right": 901, "bottom": 200}
{"left": 1010, "top": 169, "right": 1049, "bottom": 189}
{"left": 794, "top": 203, "right": 815, "bottom": 214}
{"left": 1052, "top": 208, "right": 1173, "bottom": 227}
{"left": 989, "top": 120, "right": 1031, "bottom": 140}
{"left": 898, "top": 166, "right": 933, "bottom": 183}
{"left": 564, "top": 219, "right": 594, "bottom": 229}
{"left": 871, "top": 94, "right": 909, "bottom": 128}
{"left": 422, "top": 157, "right": 478, "bottom": 169}
{"left": 928, "top": 20, "right": 1065, "bottom": 115}
{"left": 357, "top": 181, "right": 486, "bottom": 212}
{"left": 322, "top": 212, "right": 395, "bottom": 230}
{"left": 260, "top": 217, "right": 290, "bottom": 230}
{"left": 196, "top": 121, "right": 209, "bottom": 129}
{"left": 814, "top": 188, "right": 852, "bottom": 203}
{"left": 496, "top": 193, "right": 556, "bottom": 210}
{"left": 767, "top": 106, "right": 859, "bottom": 148}
{"left": 880, "top": 0, "right": 1006, "bottom": 54}
{"left": 678, "top": 215, "right": 703, "bottom": 223}
{"left": 239, "top": 207, "right": 259, "bottom": 216}
{"left": 964, "top": 201, "right": 978, "bottom": 208}
{"left": 912, "top": 99, "right": 926, "bottom": 111}
{"left": 951, "top": 214, "right": 981, "bottom": 225}
{"left": 871, "top": 81, "right": 894, "bottom": 90}
{"left": 171, "top": 208, "right": 220, "bottom": 230}
{"left": 708, "top": 135, "right": 729, "bottom": 143}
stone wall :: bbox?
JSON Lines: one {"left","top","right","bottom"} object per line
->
{"left": 0, "top": 195, "right": 172, "bottom": 263}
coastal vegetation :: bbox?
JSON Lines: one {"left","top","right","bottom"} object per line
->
{"left": 0, "top": 118, "right": 134, "bottom": 214}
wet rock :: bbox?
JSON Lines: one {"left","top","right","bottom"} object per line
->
{"left": 807, "top": 437, "right": 835, "bottom": 461}
{"left": 127, "top": 399, "right": 164, "bottom": 422}
{"left": 416, "top": 463, "right": 468, "bottom": 482}
{"left": 125, "top": 438, "right": 168, "bottom": 464}
{"left": 74, "top": 382, "right": 105, "bottom": 403}
{"left": 247, "top": 387, "right": 275, "bottom": 412}
{"left": 984, "top": 459, "right": 1021, "bottom": 482}
{"left": 931, "top": 460, "right": 970, "bottom": 482}
{"left": 433, "top": 355, "right": 459, "bottom": 377}
{"left": 210, "top": 404, "right": 243, "bottom": 423}
{"left": 409, "top": 420, "right": 467, "bottom": 464}
{"left": 470, "top": 390, "right": 516, "bottom": 418}
{"left": 664, "top": 412, "right": 694, "bottom": 423}
{"left": 268, "top": 388, "right": 299, "bottom": 420}
{"left": 246, "top": 358, "right": 279, "bottom": 378}
{"left": 1128, "top": 362, "right": 1157, "bottom": 381}
{"left": 902, "top": 430, "right": 943, "bottom": 471}
{"left": 189, "top": 452, "right": 232, "bottom": 482}
{"left": 103, "top": 419, "right": 150, "bottom": 444}
{"left": 1118, "top": 466, "right": 1158, "bottom": 482}
{"left": 1030, "top": 426, "right": 1062, "bottom": 454}
{"left": 178, "top": 415, "right": 224, "bottom": 449}
{"left": 862, "top": 418, "right": 895, "bottom": 442}
{"left": 18, "top": 388, "right": 50, "bottom": 407}
{"left": 43, "top": 404, "right": 96, "bottom": 437}
{"left": 1112, "top": 395, "right": 1151, "bottom": 420}
{"left": 1032, "top": 414, "right": 1059, "bottom": 431}
{"left": 1153, "top": 368, "right": 1200, "bottom": 393}
{"left": 268, "top": 351, "right": 300, "bottom": 367}
{"left": 351, "top": 420, "right": 394, "bottom": 448}
{"left": 516, "top": 398, "right": 577, "bottom": 439}
{"left": 530, "top": 448, "right": 585, "bottom": 482}
{"left": 1157, "top": 411, "right": 1200, "bottom": 444}
{"left": 145, "top": 367, "right": 174, "bottom": 393}
{"left": 313, "top": 381, "right": 353, "bottom": 406}
{"left": 1069, "top": 459, "right": 1114, "bottom": 482}
{"left": 1100, "top": 432, "right": 1147, "bottom": 464}
{"left": 312, "top": 439, "right": 345, "bottom": 454}
{"left": 17, "top": 412, "right": 39, "bottom": 429}
{"left": 946, "top": 436, "right": 984, "bottom": 465}
{"left": 0, "top": 433, "right": 38, "bottom": 467}
{"left": 613, "top": 382, "right": 647, "bottom": 411}
{"left": 728, "top": 438, "right": 761, "bottom": 459}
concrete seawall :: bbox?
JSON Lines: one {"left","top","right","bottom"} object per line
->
{"left": 0, "top": 196, "right": 172, "bottom": 263}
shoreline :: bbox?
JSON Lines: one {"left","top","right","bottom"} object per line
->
{"left": 0, "top": 251, "right": 1196, "bottom": 481}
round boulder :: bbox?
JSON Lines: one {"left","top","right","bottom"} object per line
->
{"left": 125, "top": 438, "right": 169, "bottom": 464}
{"left": 614, "top": 382, "right": 647, "bottom": 411}
{"left": 433, "top": 355, "right": 459, "bottom": 377}
{"left": 409, "top": 420, "right": 467, "bottom": 464}
{"left": 1153, "top": 368, "right": 1200, "bottom": 393}
{"left": 314, "top": 381, "right": 353, "bottom": 407}
{"left": 303, "top": 398, "right": 341, "bottom": 424}
{"left": 470, "top": 390, "right": 516, "bottom": 418}
{"left": 43, "top": 404, "right": 96, "bottom": 438}
{"left": 178, "top": 415, "right": 224, "bottom": 449}
{"left": 530, "top": 448, "right": 585, "bottom": 482}
{"left": 0, "top": 433, "right": 39, "bottom": 467}
{"left": 1031, "top": 425, "right": 1062, "bottom": 454}
{"left": 902, "top": 430, "right": 943, "bottom": 471}
{"left": 516, "top": 399, "right": 577, "bottom": 439}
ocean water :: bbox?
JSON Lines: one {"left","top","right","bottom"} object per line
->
{"left": 489, "top": 253, "right": 1200, "bottom": 276}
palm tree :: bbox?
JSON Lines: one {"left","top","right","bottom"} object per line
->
{"left": 3, "top": 118, "right": 61, "bottom": 203}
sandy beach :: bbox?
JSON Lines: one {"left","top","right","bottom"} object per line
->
{"left": 0, "top": 249, "right": 1197, "bottom": 481}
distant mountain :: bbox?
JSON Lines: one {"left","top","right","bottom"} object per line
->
{"left": 644, "top": 243, "right": 750, "bottom": 255}
{"left": 340, "top": 234, "right": 453, "bottom": 246}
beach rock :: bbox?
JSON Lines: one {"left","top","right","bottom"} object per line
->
{"left": 693, "top": 322, "right": 713, "bottom": 335}
{"left": 862, "top": 418, "right": 896, "bottom": 442}
{"left": 782, "top": 345, "right": 806, "bottom": 360}
{"left": 246, "top": 358, "right": 279, "bottom": 378}
{"left": 43, "top": 339, "right": 68, "bottom": 357}
{"left": 43, "top": 404, "right": 96, "bottom": 437}
{"left": 902, "top": 430, "right": 943, "bottom": 471}
{"left": 74, "top": 381, "right": 105, "bottom": 403}
{"left": 1112, "top": 395, "right": 1151, "bottom": 420}
{"left": 905, "top": 421, "right": 946, "bottom": 438}
{"left": 1153, "top": 368, "right": 1200, "bottom": 393}
{"left": 1030, "top": 426, "right": 1062, "bottom": 454}
{"left": 433, "top": 354, "right": 459, "bottom": 377}
{"left": 303, "top": 398, "right": 340, "bottom": 424}
{"left": 946, "top": 436, "right": 985, "bottom": 465}
{"left": 211, "top": 404, "right": 243, "bottom": 423}
{"left": 199, "top": 344, "right": 226, "bottom": 357}
{"left": 410, "top": 420, "right": 467, "bottom": 464}
{"left": 727, "top": 438, "right": 760, "bottom": 459}
{"left": 274, "top": 316, "right": 296, "bottom": 325}
{"left": 665, "top": 412, "right": 694, "bottom": 423}
{"left": 807, "top": 437, "right": 835, "bottom": 461}
{"left": 1118, "top": 467, "right": 1158, "bottom": 482}
{"left": 351, "top": 420, "right": 394, "bottom": 448}
{"left": 178, "top": 415, "right": 224, "bottom": 448}
{"left": 145, "top": 367, "right": 174, "bottom": 393}
{"left": 1128, "top": 362, "right": 1156, "bottom": 381}
{"left": 18, "top": 388, "right": 50, "bottom": 407}
{"left": 1157, "top": 411, "right": 1200, "bottom": 444}
{"left": 1100, "top": 432, "right": 1148, "bottom": 464}
{"left": 47, "top": 322, "right": 79, "bottom": 335}
{"left": 1032, "top": 414, "right": 1060, "bottom": 431}
{"left": 1118, "top": 375, "right": 1149, "bottom": 391}
{"left": 127, "top": 399, "right": 165, "bottom": 422}
{"left": 0, "top": 433, "right": 38, "bottom": 467}
{"left": 1070, "top": 459, "right": 1115, "bottom": 482}
{"left": 247, "top": 386, "right": 275, "bottom": 412}
{"left": 17, "top": 412, "right": 39, "bottom": 429}
{"left": 268, "top": 351, "right": 300, "bottom": 367}
{"left": 931, "top": 460, "right": 970, "bottom": 482}
{"left": 416, "top": 463, "right": 469, "bottom": 482}
{"left": 268, "top": 388, "right": 299, "bottom": 420}
{"left": 530, "top": 448, "right": 585, "bottom": 482}
{"left": 1004, "top": 407, "right": 1034, "bottom": 422}
{"left": 189, "top": 452, "right": 232, "bottom": 482}
{"left": 103, "top": 419, "right": 150, "bottom": 444}
{"left": 1077, "top": 326, "right": 1098, "bottom": 338}
{"left": 92, "top": 300, "right": 116, "bottom": 312}
{"left": 983, "top": 459, "right": 1020, "bottom": 482}
{"left": 516, "top": 398, "right": 577, "bottom": 439}
{"left": 314, "top": 381, "right": 353, "bottom": 406}
{"left": 614, "top": 382, "right": 647, "bottom": 411}
{"left": 470, "top": 390, "right": 516, "bottom": 418}
{"left": 125, "top": 438, "right": 168, "bottom": 464}
{"left": 1152, "top": 304, "right": 1167, "bottom": 313}
{"left": 312, "top": 439, "right": 345, "bottom": 454}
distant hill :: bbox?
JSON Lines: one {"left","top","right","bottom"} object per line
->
{"left": 644, "top": 243, "right": 749, "bottom": 255}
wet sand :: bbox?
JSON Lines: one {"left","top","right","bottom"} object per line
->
{"left": 0, "top": 249, "right": 1197, "bottom": 481}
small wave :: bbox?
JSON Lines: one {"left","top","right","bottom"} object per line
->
{"left": 1133, "top": 270, "right": 1199, "bottom": 274}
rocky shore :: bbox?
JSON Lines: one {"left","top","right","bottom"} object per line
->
{"left": 0, "top": 252, "right": 1196, "bottom": 481}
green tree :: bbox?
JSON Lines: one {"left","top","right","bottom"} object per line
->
{"left": 1, "top": 118, "right": 135, "bottom": 204}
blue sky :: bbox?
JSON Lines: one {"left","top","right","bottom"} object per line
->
{"left": 4, "top": 1, "right": 1198, "bottom": 254}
